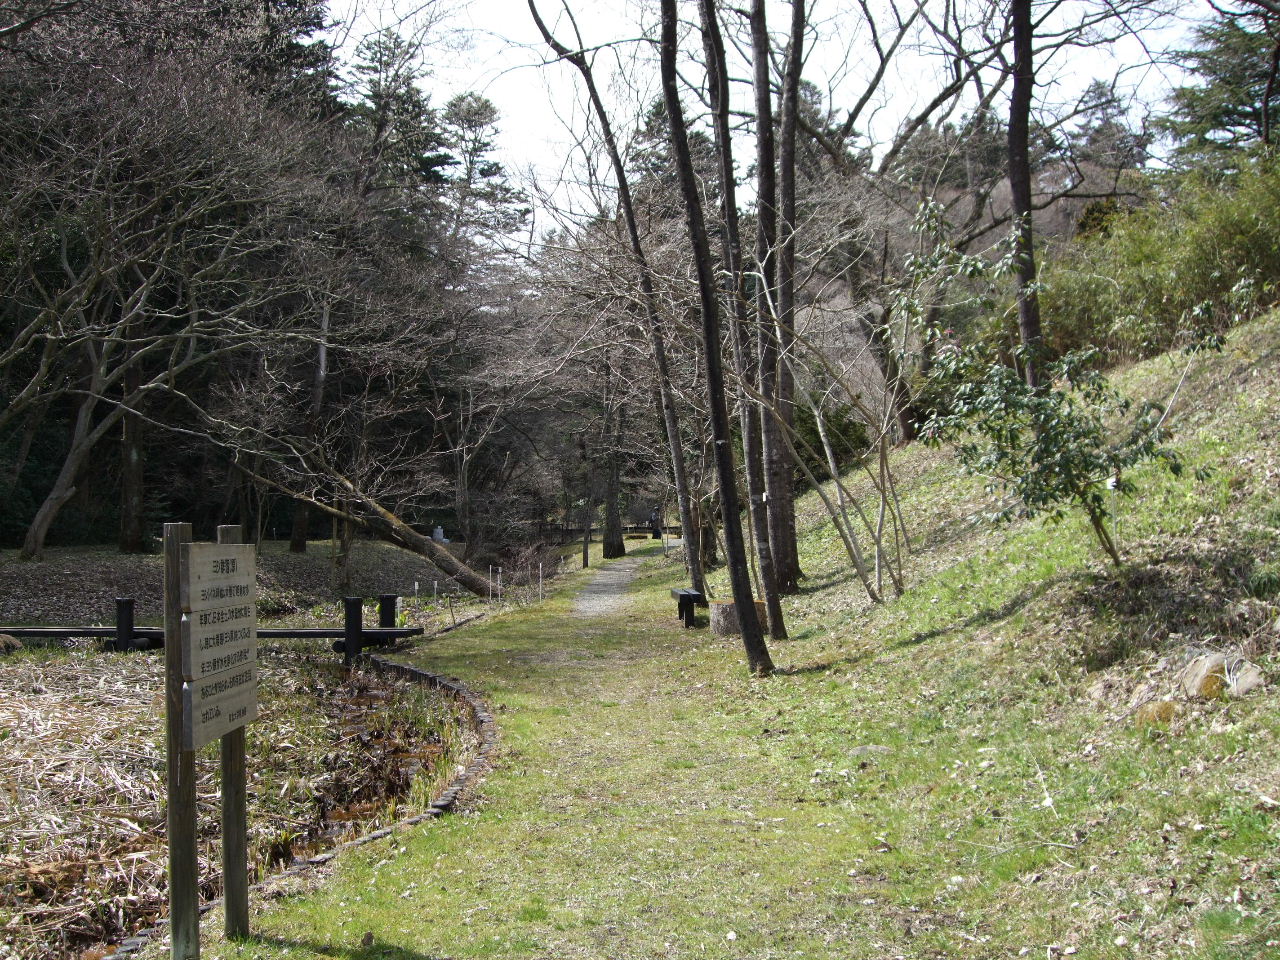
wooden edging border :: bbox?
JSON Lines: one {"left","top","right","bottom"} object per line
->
{"left": 112, "top": 655, "right": 497, "bottom": 957}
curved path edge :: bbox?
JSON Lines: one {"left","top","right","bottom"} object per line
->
{"left": 113, "top": 654, "right": 497, "bottom": 957}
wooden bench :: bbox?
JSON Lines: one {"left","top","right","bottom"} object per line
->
{"left": 670, "top": 587, "right": 707, "bottom": 628}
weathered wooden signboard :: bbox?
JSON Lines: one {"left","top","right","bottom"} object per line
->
{"left": 179, "top": 542, "right": 257, "bottom": 750}
{"left": 165, "top": 526, "right": 255, "bottom": 958}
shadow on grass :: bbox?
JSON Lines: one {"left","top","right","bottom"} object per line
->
{"left": 893, "top": 575, "right": 1073, "bottom": 650}
{"left": 794, "top": 568, "right": 856, "bottom": 595}
{"left": 1068, "top": 539, "right": 1269, "bottom": 670}
{"left": 242, "top": 933, "right": 447, "bottom": 959}
{"left": 774, "top": 648, "right": 874, "bottom": 676}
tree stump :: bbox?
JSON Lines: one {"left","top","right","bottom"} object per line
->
{"left": 709, "top": 600, "right": 767, "bottom": 636}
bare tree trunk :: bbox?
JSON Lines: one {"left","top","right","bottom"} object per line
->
{"left": 750, "top": 0, "right": 800, "bottom": 596}
{"left": 288, "top": 499, "right": 311, "bottom": 552}
{"left": 699, "top": 0, "right": 786, "bottom": 640}
{"left": 602, "top": 401, "right": 626, "bottom": 559}
{"left": 291, "top": 301, "right": 331, "bottom": 553}
{"left": 660, "top": 0, "right": 772, "bottom": 676}
{"left": 455, "top": 446, "right": 474, "bottom": 559}
{"left": 580, "top": 433, "right": 593, "bottom": 569}
{"left": 331, "top": 499, "right": 353, "bottom": 596}
{"left": 236, "top": 464, "right": 255, "bottom": 545}
{"left": 698, "top": 491, "right": 719, "bottom": 572}
{"left": 118, "top": 365, "right": 147, "bottom": 553}
{"left": 774, "top": 0, "right": 806, "bottom": 589}
{"left": 1009, "top": 0, "right": 1043, "bottom": 389}
{"left": 529, "top": 0, "right": 705, "bottom": 594}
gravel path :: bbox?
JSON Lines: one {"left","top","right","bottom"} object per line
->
{"left": 572, "top": 554, "right": 649, "bottom": 618}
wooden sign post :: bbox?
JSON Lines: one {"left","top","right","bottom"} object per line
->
{"left": 165, "top": 523, "right": 257, "bottom": 958}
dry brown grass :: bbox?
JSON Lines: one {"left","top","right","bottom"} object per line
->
{"left": 0, "top": 646, "right": 473, "bottom": 960}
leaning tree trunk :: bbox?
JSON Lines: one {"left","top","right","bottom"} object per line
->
{"left": 355, "top": 493, "right": 499, "bottom": 596}
{"left": 528, "top": 0, "right": 705, "bottom": 595}
{"left": 21, "top": 380, "right": 127, "bottom": 560}
{"left": 660, "top": 0, "right": 772, "bottom": 676}
{"left": 699, "top": 0, "right": 786, "bottom": 640}
{"left": 1009, "top": 0, "right": 1044, "bottom": 390}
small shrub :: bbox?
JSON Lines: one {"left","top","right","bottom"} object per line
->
{"left": 1247, "top": 562, "right": 1280, "bottom": 600}
{"left": 921, "top": 347, "right": 1182, "bottom": 566}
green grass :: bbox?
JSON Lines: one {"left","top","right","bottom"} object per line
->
{"left": 179, "top": 315, "right": 1280, "bottom": 960}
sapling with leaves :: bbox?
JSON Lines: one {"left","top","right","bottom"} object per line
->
{"left": 920, "top": 347, "right": 1182, "bottom": 567}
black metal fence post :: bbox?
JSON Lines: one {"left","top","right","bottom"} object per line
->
{"left": 114, "top": 597, "right": 134, "bottom": 652}
{"left": 342, "top": 597, "right": 363, "bottom": 665}
{"left": 378, "top": 594, "right": 398, "bottom": 630}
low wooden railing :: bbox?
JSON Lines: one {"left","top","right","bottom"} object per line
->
{"left": 0, "top": 594, "right": 422, "bottom": 664}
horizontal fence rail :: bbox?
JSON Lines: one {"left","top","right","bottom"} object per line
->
{"left": 0, "top": 594, "right": 423, "bottom": 664}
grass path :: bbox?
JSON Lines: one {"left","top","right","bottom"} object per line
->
{"left": 194, "top": 315, "right": 1280, "bottom": 960}
{"left": 193, "top": 521, "right": 1279, "bottom": 960}
{"left": 570, "top": 553, "right": 648, "bottom": 618}
{"left": 204, "top": 546, "right": 929, "bottom": 960}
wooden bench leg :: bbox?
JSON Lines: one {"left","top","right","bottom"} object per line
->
{"left": 682, "top": 596, "right": 695, "bottom": 628}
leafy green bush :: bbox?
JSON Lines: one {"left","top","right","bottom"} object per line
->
{"left": 1041, "top": 159, "right": 1280, "bottom": 361}
{"left": 921, "top": 347, "right": 1182, "bottom": 566}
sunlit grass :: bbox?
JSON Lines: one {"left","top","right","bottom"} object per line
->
{"left": 187, "top": 315, "right": 1280, "bottom": 960}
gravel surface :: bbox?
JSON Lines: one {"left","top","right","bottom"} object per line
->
{"left": 572, "top": 554, "right": 648, "bottom": 618}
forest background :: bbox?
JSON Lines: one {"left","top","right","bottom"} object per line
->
{"left": 3, "top": 0, "right": 1280, "bottom": 662}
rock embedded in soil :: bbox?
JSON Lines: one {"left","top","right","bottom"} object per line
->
{"left": 1134, "top": 700, "right": 1180, "bottom": 727}
{"left": 1175, "top": 653, "right": 1266, "bottom": 700}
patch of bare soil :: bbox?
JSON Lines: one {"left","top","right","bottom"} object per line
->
{"left": 0, "top": 648, "right": 474, "bottom": 960}
{"left": 1056, "top": 529, "right": 1280, "bottom": 672}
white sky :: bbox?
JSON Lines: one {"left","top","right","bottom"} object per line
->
{"left": 330, "top": 0, "right": 1199, "bottom": 226}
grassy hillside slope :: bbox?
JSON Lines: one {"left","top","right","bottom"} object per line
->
{"left": 184, "top": 315, "right": 1277, "bottom": 960}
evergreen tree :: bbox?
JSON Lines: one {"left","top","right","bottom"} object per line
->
{"left": 1162, "top": 13, "right": 1280, "bottom": 163}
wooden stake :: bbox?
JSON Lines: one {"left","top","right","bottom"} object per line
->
{"left": 216, "top": 524, "right": 250, "bottom": 940}
{"left": 164, "top": 522, "right": 198, "bottom": 960}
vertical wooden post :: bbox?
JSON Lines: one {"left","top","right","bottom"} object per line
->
{"left": 216, "top": 524, "right": 250, "bottom": 939}
{"left": 114, "top": 597, "right": 134, "bottom": 653}
{"left": 164, "top": 522, "right": 198, "bottom": 960}
{"left": 343, "top": 597, "right": 362, "bottom": 665}
{"left": 378, "top": 594, "right": 397, "bottom": 629}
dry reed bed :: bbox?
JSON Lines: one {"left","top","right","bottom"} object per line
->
{"left": 0, "top": 644, "right": 472, "bottom": 960}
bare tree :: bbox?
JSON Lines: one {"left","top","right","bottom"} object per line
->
{"left": 659, "top": 0, "right": 772, "bottom": 677}
{"left": 529, "top": 0, "right": 706, "bottom": 592}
